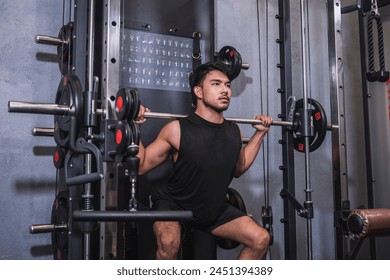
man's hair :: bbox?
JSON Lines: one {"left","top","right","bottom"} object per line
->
{"left": 189, "top": 61, "right": 230, "bottom": 108}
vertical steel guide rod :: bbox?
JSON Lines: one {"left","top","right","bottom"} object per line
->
{"left": 300, "top": 0, "right": 313, "bottom": 260}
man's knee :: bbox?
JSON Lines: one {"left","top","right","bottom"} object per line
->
{"left": 154, "top": 222, "right": 181, "bottom": 259}
{"left": 159, "top": 233, "right": 181, "bottom": 251}
{"left": 251, "top": 227, "right": 271, "bottom": 251}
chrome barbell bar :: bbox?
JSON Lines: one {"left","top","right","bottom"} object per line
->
{"left": 144, "top": 112, "right": 336, "bottom": 130}
{"left": 144, "top": 111, "right": 294, "bottom": 127}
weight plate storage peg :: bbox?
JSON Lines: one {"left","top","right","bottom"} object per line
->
{"left": 35, "top": 22, "right": 74, "bottom": 75}
{"left": 293, "top": 98, "right": 327, "bottom": 153}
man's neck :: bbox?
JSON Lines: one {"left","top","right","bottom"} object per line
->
{"left": 195, "top": 106, "right": 224, "bottom": 124}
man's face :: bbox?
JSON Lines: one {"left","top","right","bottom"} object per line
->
{"left": 196, "top": 70, "right": 232, "bottom": 112}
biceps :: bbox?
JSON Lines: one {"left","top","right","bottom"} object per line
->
{"left": 143, "top": 138, "right": 172, "bottom": 170}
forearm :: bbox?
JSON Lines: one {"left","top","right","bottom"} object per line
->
{"left": 136, "top": 140, "right": 146, "bottom": 175}
{"left": 235, "top": 130, "right": 266, "bottom": 177}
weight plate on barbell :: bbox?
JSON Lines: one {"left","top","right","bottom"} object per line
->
{"left": 115, "top": 88, "right": 141, "bottom": 121}
{"left": 54, "top": 74, "right": 83, "bottom": 148}
{"left": 293, "top": 98, "right": 327, "bottom": 153}
{"left": 218, "top": 46, "right": 242, "bottom": 81}
{"left": 217, "top": 187, "right": 247, "bottom": 250}
{"left": 129, "top": 88, "right": 141, "bottom": 121}
{"left": 115, "top": 87, "right": 132, "bottom": 120}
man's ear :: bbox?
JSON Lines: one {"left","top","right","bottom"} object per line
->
{"left": 193, "top": 86, "right": 202, "bottom": 99}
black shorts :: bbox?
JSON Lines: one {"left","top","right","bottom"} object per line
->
{"left": 151, "top": 192, "right": 246, "bottom": 233}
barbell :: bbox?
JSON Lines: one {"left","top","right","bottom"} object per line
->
{"left": 8, "top": 72, "right": 333, "bottom": 155}
{"left": 115, "top": 87, "right": 332, "bottom": 153}
{"left": 143, "top": 111, "right": 292, "bottom": 127}
{"left": 8, "top": 91, "right": 332, "bottom": 154}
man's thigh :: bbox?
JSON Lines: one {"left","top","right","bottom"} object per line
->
{"left": 210, "top": 216, "right": 268, "bottom": 246}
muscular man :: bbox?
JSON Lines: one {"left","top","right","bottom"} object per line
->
{"left": 135, "top": 61, "right": 272, "bottom": 259}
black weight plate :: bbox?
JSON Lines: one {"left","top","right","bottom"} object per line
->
{"left": 129, "top": 88, "right": 141, "bottom": 121}
{"left": 217, "top": 187, "right": 247, "bottom": 250}
{"left": 115, "top": 87, "right": 132, "bottom": 120}
{"left": 293, "top": 98, "right": 327, "bottom": 153}
{"left": 57, "top": 22, "right": 73, "bottom": 75}
{"left": 51, "top": 191, "right": 69, "bottom": 260}
{"left": 54, "top": 81, "right": 71, "bottom": 147}
{"left": 54, "top": 75, "right": 83, "bottom": 148}
{"left": 115, "top": 120, "right": 130, "bottom": 154}
{"left": 218, "top": 46, "right": 242, "bottom": 81}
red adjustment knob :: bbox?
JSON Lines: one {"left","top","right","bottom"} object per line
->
{"left": 53, "top": 145, "right": 66, "bottom": 169}
{"left": 115, "top": 128, "right": 123, "bottom": 145}
{"left": 116, "top": 95, "right": 124, "bottom": 112}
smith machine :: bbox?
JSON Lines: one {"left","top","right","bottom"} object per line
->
{"left": 276, "top": 0, "right": 390, "bottom": 260}
{"left": 8, "top": 0, "right": 390, "bottom": 260}
{"left": 7, "top": 0, "right": 334, "bottom": 260}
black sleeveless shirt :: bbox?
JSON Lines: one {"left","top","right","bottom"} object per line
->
{"left": 154, "top": 113, "right": 242, "bottom": 223}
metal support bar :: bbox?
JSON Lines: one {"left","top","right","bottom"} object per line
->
{"left": 328, "top": 0, "right": 350, "bottom": 259}
{"left": 277, "top": 0, "right": 297, "bottom": 260}
{"left": 73, "top": 210, "right": 193, "bottom": 222}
